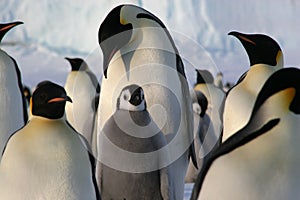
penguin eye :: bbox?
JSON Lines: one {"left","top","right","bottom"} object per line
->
{"left": 39, "top": 93, "right": 47, "bottom": 101}
{"left": 123, "top": 94, "right": 128, "bottom": 101}
{"left": 135, "top": 95, "right": 140, "bottom": 101}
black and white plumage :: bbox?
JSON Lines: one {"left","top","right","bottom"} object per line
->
{"left": 0, "top": 81, "right": 100, "bottom": 200}
{"left": 64, "top": 57, "right": 100, "bottom": 149}
{"left": 192, "top": 67, "right": 300, "bottom": 199}
{"left": 97, "top": 5, "right": 196, "bottom": 199}
{"left": 185, "top": 90, "right": 218, "bottom": 183}
{"left": 223, "top": 32, "right": 283, "bottom": 141}
{"left": 0, "top": 21, "right": 28, "bottom": 158}
{"left": 98, "top": 84, "right": 172, "bottom": 200}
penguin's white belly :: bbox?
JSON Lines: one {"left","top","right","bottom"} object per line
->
{"left": 65, "top": 73, "right": 95, "bottom": 143}
{"left": 98, "top": 48, "right": 192, "bottom": 200}
{"left": 99, "top": 48, "right": 184, "bottom": 136}
{"left": 200, "top": 89, "right": 300, "bottom": 199}
{"left": 194, "top": 84, "right": 225, "bottom": 142}
{"left": 223, "top": 64, "right": 279, "bottom": 141}
{"left": 0, "top": 51, "right": 24, "bottom": 157}
{"left": 0, "top": 118, "right": 96, "bottom": 200}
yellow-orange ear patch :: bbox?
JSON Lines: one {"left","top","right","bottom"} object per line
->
{"left": 276, "top": 50, "right": 282, "bottom": 63}
{"left": 120, "top": 17, "right": 126, "bottom": 25}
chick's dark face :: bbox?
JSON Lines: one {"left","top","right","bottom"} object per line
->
{"left": 32, "top": 81, "right": 72, "bottom": 119}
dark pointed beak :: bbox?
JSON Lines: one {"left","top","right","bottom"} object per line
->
{"left": 0, "top": 21, "right": 23, "bottom": 32}
{"left": 0, "top": 21, "right": 24, "bottom": 42}
{"left": 228, "top": 31, "right": 256, "bottom": 45}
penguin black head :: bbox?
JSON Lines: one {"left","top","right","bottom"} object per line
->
{"left": 228, "top": 31, "right": 283, "bottom": 67}
{"left": 31, "top": 81, "right": 72, "bottom": 119}
{"left": 23, "top": 85, "right": 32, "bottom": 105}
{"left": 65, "top": 57, "right": 88, "bottom": 71}
{"left": 195, "top": 69, "right": 214, "bottom": 85}
{"left": 192, "top": 91, "right": 208, "bottom": 118}
{"left": 117, "top": 84, "right": 146, "bottom": 111}
{"left": 98, "top": 5, "right": 133, "bottom": 78}
{"left": 0, "top": 21, "right": 23, "bottom": 43}
{"left": 98, "top": 4, "right": 172, "bottom": 79}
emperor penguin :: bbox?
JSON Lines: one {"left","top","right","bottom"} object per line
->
{"left": 223, "top": 32, "right": 283, "bottom": 141}
{"left": 97, "top": 4, "right": 196, "bottom": 199}
{"left": 214, "top": 72, "right": 224, "bottom": 90}
{"left": 23, "top": 85, "right": 32, "bottom": 108}
{"left": 98, "top": 84, "right": 172, "bottom": 199}
{"left": 185, "top": 90, "right": 217, "bottom": 183}
{"left": 64, "top": 57, "right": 100, "bottom": 149}
{"left": 0, "top": 21, "right": 28, "bottom": 158}
{"left": 191, "top": 67, "right": 300, "bottom": 200}
{"left": 194, "top": 69, "right": 225, "bottom": 154}
{"left": 0, "top": 81, "right": 100, "bottom": 200}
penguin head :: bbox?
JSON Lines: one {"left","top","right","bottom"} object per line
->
{"left": 191, "top": 90, "right": 208, "bottom": 117}
{"left": 31, "top": 81, "right": 72, "bottom": 119}
{"left": 228, "top": 31, "right": 283, "bottom": 67}
{"left": 98, "top": 4, "right": 167, "bottom": 78}
{"left": 23, "top": 85, "right": 32, "bottom": 106}
{"left": 195, "top": 69, "right": 214, "bottom": 85}
{"left": 117, "top": 84, "right": 146, "bottom": 111}
{"left": 65, "top": 57, "right": 88, "bottom": 71}
{"left": 0, "top": 21, "right": 23, "bottom": 43}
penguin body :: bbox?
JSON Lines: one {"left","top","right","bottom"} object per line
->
{"left": 0, "top": 81, "right": 99, "bottom": 200}
{"left": 0, "top": 21, "right": 27, "bottom": 157}
{"left": 223, "top": 32, "right": 283, "bottom": 141}
{"left": 185, "top": 90, "right": 217, "bottom": 183}
{"left": 194, "top": 70, "right": 225, "bottom": 151}
{"left": 98, "top": 85, "right": 172, "bottom": 200}
{"left": 64, "top": 57, "right": 100, "bottom": 147}
{"left": 197, "top": 68, "right": 300, "bottom": 199}
{"left": 97, "top": 5, "right": 195, "bottom": 199}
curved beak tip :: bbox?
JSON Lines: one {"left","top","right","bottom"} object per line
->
{"left": 66, "top": 96, "right": 73, "bottom": 103}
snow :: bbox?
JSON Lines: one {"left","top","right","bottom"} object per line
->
{"left": 1, "top": 0, "right": 300, "bottom": 199}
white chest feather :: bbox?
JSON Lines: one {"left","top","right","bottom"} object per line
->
{"left": 0, "top": 50, "right": 24, "bottom": 158}
{"left": 223, "top": 64, "right": 280, "bottom": 141}
{"left": 0, "top": 117, "right": 96, "bottom": 200}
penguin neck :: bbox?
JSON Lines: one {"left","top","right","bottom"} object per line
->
{"left": 31, "top": 114, "right": 67, "bottom": 122}
{"left": 242, "top": 64, "right": 281, "bottom": 95}
{"left": 127, "top": 26, "right": 174, "bottom": 56}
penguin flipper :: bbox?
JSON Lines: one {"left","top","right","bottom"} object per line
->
{"left": 66, "top": 121, "right": 101, "bottom": 200}
{"left": 9, "top": 56, "right": 28, "bottom": 124}
{"left": 175, "top": 55, "right": 198, "bottom": 169}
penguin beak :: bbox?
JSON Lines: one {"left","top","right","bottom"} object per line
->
{"left": 0, "top": 21, "right": 23, "bottom": 42}
{"left": 48, "top": 96, "right": 72, "bottom": 103}
{"left": 228, "top": 31, "right": 256, "bottom": 45}
{"left": 0, "top": 21, "right": 23, "bottom": 32}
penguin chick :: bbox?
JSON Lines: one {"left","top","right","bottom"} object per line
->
{"left": 97, "top": 5, "right": 196, "bottom": 199}
{"left": 185, "top": 90, "right": 218, "bottom": 183}
{"left": 98, "top": 84, "right": 172, "bottom": 200}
